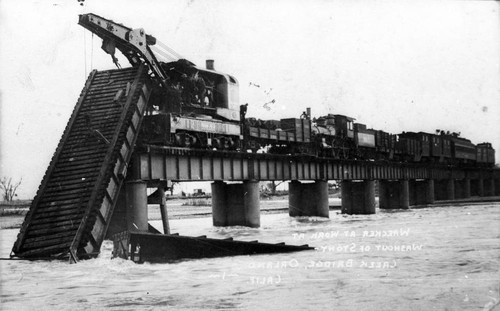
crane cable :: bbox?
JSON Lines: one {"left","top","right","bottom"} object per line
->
{"left": 83, "top": 28, "right": 87, "bottom": 79}
{"left": 157, "top": 40, "right": 184, "bottom": 60}
{"left": 83, "top": 30, "right": 95, "bottom": 78}
{"left": 150, "top": 46, "right": 177, "bottom": 62}
{"left": 90, "top": 33, "right": 94, "bottom": 71}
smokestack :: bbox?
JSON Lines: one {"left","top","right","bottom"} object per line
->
{"left": 306, "top": 108, "right": 311, "bottom": 119}
{"left": 206, "top": 59, "right": 214, "bottom": 70}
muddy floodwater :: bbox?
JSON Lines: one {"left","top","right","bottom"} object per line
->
{"left": 1, "top": 203, "right": 499, "bottom": 311}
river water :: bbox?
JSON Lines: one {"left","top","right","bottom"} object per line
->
{"left": 1, "top": 203, "right": 499, "bottom": 311}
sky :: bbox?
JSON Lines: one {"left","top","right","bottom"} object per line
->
{"left": 0, "top": 0, "right": 499, "bottom": 199}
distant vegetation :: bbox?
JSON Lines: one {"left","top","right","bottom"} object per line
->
{"left": 1, "top": 177, "right": 22, "bottom": 202}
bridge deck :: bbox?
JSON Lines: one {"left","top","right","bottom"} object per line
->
{"left": 12, "top": 66, "right": 151, "bottom": 262}
{"left": 135, "top": 146, "right": 500, "bottom": 183}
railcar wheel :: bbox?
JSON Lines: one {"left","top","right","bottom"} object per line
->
{"left": 221, "top": 137, "right": 231, "bottom": 150}
{"left": 175, "top": 132, "right": 196, "bottom": 148}
{"left": 247, "top": 140, "right": 261, "bottom": 153}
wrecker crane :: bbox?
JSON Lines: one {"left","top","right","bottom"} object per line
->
{"left": 79, "top": 13, "right": 242, "bottom": 150}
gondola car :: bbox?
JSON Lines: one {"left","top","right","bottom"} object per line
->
{"left": 244, "top": 117, "right": 312, "bottom": 154}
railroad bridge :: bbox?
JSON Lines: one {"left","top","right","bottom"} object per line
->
{"left": 125, "top": 145, "right": 500, "bottom": 229}
{"left": 11, "top": 66, "right": 500, "bottom": 262}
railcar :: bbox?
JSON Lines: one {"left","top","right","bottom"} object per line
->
{"left": 140, "top": 113, "right": 241, "bottom": 149}
{"left": 397, "top": 132, "right": 430, "bottom": 162}
{"left": 244, "top": 117, "right": 312, "bottom": 154}
{"left": 447, "top": 133, "right": 477, "bottom": 165}
{"left": 430, "top": 132, "right": 452, "bottom": 163}
{"left": 372, "top": 130, "right": 396, "bottom": 160}
{"left": 394, "top": 135, "right": 418, "bottom": 162}
{"left": 476, "top": 142, "right": 495, "bottom": 167}
{"left": 353, "top": 123, "right": 376, "bottom": 159}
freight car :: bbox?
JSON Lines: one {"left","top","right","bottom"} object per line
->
{"left": 430, "top": 131, "right": 452, "bottom": 163}
{"left": 80, "top": 13, "right": 495, "bottom": 168}
{"left": 372, "top": 130, "right": 396, "bottom": 160}
{"left": 243, "top": 116, "right": 313, "bottom": 154}
{"left": 476, "top": 143, "right": 495, "bottom": 167}
{"left": 448, "top": 134, "right": 477, "bottom": 165}
{"left": 396, "top": 132, "right": 430, "bottom": 162}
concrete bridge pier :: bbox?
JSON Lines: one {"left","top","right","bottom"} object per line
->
{"left": 409, "top": 179, "right": 434, "bottom": 205}
{"left": 211, "top": 180, "right": 260, "bottom": 228}
{"left": 425, "top": 179, "right": 435, "bottom": 204}
{"left": 106, "top": 180, "right": 171, "bottom": 237}
{"left": 341, "top": 180, "right": 376, "bottom": 214}
{"left": 125, "top": 180, "right": 149, "bottom": 232}
{"left": 454, "top": 179, "right": 471, "bottom": 199}
{"left": 477, "top": 178, "right": 484, "bottom": 196}
{"left": 464, "top": 178, "right": 471, "bottom": 198}
{"left": 435, "top": 179, "right": 455, "bottom": 200}
{"left": 471, "top": 178, "right": 484, "bottom": 197}
{"left": 446, "top": 179, "right": 455, "bottom": 200}
{"left": 484, "top": 178, "right": 495, "bottom": 197}
{"left": 454, "top": 179, "right": 464, "bottom": 199}
{"left": 409, "top": 180, "right": 421, "bottom": 205}
{"left": 378, "top": 180, "right": 409, "bottom": 209}
{"left": 288, "top": 180, "right": 329, "bottom": 217}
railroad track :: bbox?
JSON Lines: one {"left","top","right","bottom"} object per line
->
{"left": 11, "top": 65, "right": 151, "bottom": 262}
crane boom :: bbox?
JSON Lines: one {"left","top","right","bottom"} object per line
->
{"left": 79, "top": 13, "right": 169, "bottom": 87}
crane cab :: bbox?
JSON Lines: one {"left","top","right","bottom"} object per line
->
{"left": 160, "top": 59, "right": 239, "bottom": 118}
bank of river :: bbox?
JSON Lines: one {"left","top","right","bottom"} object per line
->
{"left": 0, "top": 197, "right": 343, "bottom": 229}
